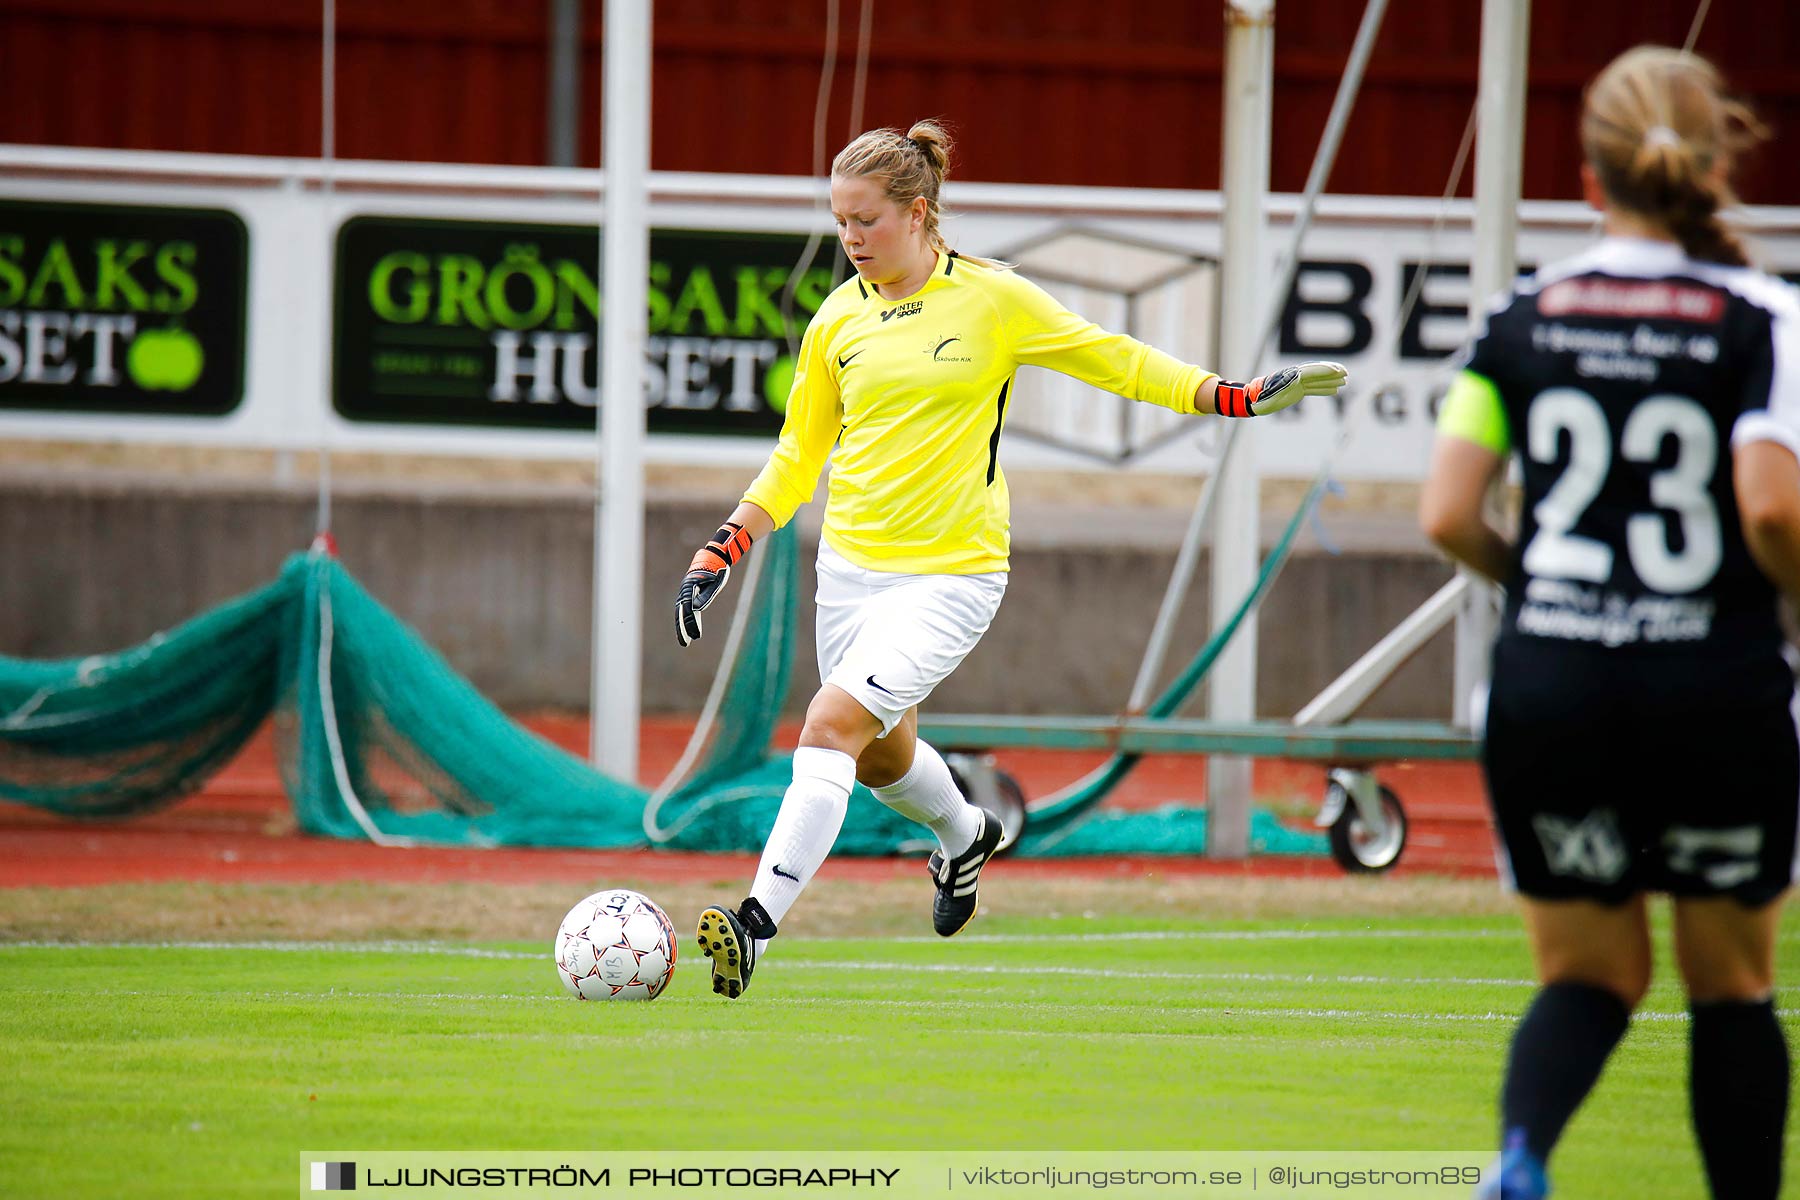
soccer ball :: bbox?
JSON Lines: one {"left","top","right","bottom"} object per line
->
{"left": 554, "top": 889, "right": 678, "bottom": 1001}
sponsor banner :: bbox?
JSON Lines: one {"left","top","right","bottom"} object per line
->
{"left": 1242, "top": 232, "right": 1800, "bottom": 481}
{"left": 0, "top": 198, "right": 247, "bottom": 415}
{"left": 334, "top": 217, "right": 841, "bottom": 435}
{"left": 5, "top": 174, "right": 1799, "bottom": 482}
{"left": 301, "top": 1150, "right": 1490, "bottom": 1198}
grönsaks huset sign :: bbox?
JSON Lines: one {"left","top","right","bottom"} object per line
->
{"left": 0, "top": 199, "right": 247, "bottom": 415}
{"left": 333, "top": 216, "right": 841, "bottom": 435}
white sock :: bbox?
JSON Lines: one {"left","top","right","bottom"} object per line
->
{"left": 872, "top": 739, "right": 981, "bottom": 857}
{"left": 749, "top": 746, "right": 856, "bottom": 935}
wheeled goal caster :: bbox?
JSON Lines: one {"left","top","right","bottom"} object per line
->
{"left": 944, "top": 751, "right": 1028, "bottom": 853}
{"left": 1315, "top": 766, "right": 1408, "bottom": 873}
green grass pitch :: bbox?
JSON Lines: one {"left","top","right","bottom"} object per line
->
{"left": 4, "top": 911, "right": 1798, "bottom": 1198}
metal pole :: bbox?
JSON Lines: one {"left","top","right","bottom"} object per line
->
{"left": 1292, "top": 574, "right": 1470, "bottom": 726}
{"left": 1207, "top": 0, "right": 1273, "bottom": 860}
{"left": 1129, "top": 0, "right": 1386, "bottom": 710}
{"left": 1253, "top": 0, "right": 1387, "bottom": 368}
{"left": 316, "top": 0, "right": 335, "bottom": 538}
{"left": 591, "top": 0, "right": 650, "bottom": 778}
{"left": 1127, "top": 462, "right": 1226, "bottom": 714}
{"left": 1457, "top": 0, "right": 1529, "bottom": 728}
{"left": 546, "top": 0, "right": 583, "bottom": 168}
{"left": 1118, "top": 291, "right": 1137, "bottom": 455}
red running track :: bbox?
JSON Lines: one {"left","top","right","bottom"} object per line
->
{"left": 0, "top": 715, "right": 1500, "bottom": 888}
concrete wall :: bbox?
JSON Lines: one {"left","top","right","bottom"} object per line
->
{"left": 2, "top": 472, "right": 1458, "bottom": 719}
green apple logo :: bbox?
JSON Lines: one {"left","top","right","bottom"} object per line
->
{"left": 763, "top": 354, "right": 794, "bottom": 415}
{"left": 127, "top": 326, "right": 205, "bottom": 392}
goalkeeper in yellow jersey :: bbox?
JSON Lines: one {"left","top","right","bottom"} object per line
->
{"left": 675, "top": 118, "right": 1347, "bottom": 998}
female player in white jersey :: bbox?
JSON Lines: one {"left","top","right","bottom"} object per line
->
{"left": 1422, "top": 47, "right": 1799, "bottom": 1200}
{"left": 675, "top": 119, "right": 1347, "bottom": 999}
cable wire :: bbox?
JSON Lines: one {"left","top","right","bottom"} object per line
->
{"left": 314, "top": 0, "right": 337, "bottom": 538}
{"left": 1682, "top": 0, "right": 1712, "bottom": 54}
{"left": 780, "top": 0, "right": 844, "bottom": 359}
{"left": 1392, "top": 98, "right": 1479, "bottom": 358}
{"left": 846, "top": 0, "right": 875, "bottom": 142}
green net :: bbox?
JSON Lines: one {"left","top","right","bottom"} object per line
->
{"left": 1016, "top": 465, "right": 1335, "bottom": 843}
{"left": 646, "top": 524, "right": 803, "bottom": 829}
{"left": 642, "top": 525, "right": 955, "bottom": 855}
{"left": 0, "top": 569, "right": 293, "bottom": 818}
{"left": 1024, "top": 806, "right": 1323, "bottom": 856}
{"left": 0, "top": 527, "right": 1325, "bottom": 858}
{"left": 653, "top": 758, "right": 1322, "bottom": 857}
{"left": 276, "top": 551, "right": 648, "bottom": 847}
{"left": 0, "top": 535, "right": 823, "bottom": 851}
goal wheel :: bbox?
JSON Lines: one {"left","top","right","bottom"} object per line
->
{"left": 988, "top": 767, "right": 1027, "bottom": 854}
{"left": 944, "top": 753, "right": 1029, "bottom": 853}
{"left": 1324, "top": 779, "right": 1408, "bottom": 873}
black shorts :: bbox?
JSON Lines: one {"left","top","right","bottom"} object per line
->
{"left": 1482, "top": 638, "right": 1799, "bottom": 907}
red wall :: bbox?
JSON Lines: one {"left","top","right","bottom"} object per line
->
{"left": 4, "top": 0, "right": 1796, "bottom": 202}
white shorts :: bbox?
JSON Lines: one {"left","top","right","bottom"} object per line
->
{"left": 814, "top": 540, "right": 1007, "bottom": 738}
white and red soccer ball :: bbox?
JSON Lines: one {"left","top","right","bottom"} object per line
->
{"left": 554, "top": 889, "right": 677, "bottom": 1001}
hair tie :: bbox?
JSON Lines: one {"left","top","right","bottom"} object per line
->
{"left": 1643, "top": 125, "right": 1682, "bottom": 149}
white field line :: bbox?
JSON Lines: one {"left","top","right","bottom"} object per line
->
{"left": 16, "top": 927, "right": 1796, "bottom": 954}
{"left": 0, "top": 936, "right": 1721, "bottom": 996}
{"left": 0, "top": 938, "right": 1716, "bottom": 1003}
{"left": 785, "top": 961, "right": 1539, "bottom": 988}
{"left": 759, "top": 998, "right": 1786, "bottom": 1027}
{"left": 3, "top": 986, "right": 1771, "bottom": 1027}
{"left": 14, "top": 928, "right": 1800, "bottom": 950}
{"left": 890, "top": 929, "right": 1522, "bottom": 944}
{"left": 0, "top": 940, "right": 541, "bottom": 957}
{"left": 0, "top": 928, "right": 1524, "bottom": 955}
{"left": 0, "top": 938, "right": 1782, "bottom": 1004}
{"left": 0, "top": 940, "right": 1545, "bottom": 989}
{"left": 902, "top": 928, "right": 1800, "bottom": 946}
{"left": 3, "top": 937, "right": 1783, "bottom": 1007}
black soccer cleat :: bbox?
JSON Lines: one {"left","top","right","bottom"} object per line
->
{"left": 696, "top": 897, "right": 775, "bottom": 999}
{"left": 925, "top": 807, "right": 1003, "bottom": 937}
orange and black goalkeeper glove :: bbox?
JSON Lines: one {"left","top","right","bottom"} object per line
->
{"left": 1213, "top": 360, "right": 1348, "bottom": 417}
{"left": 676, "top": 521, "right": 753, "bottom": 646}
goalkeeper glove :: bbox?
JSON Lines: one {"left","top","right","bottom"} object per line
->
{"left": 676, "top": 521, "right": 754, "bottom": 646}
{"left": 1213, "top": 360, "right": 1347, "bottom": 417}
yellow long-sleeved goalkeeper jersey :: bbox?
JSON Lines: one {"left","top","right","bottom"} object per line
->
{"left": 742, "top": 252, "right": 1217, "bottom": 574}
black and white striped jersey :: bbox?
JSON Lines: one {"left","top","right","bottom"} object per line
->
{"left": 1454, "top": 237, "right": 1800, "bottom": 683}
